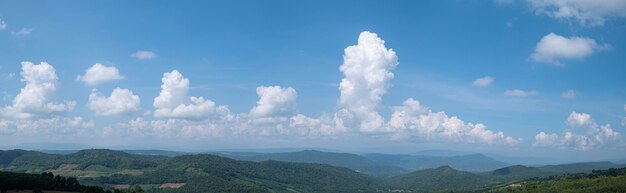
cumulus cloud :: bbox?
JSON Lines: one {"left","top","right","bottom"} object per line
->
{"left": 530, "top": 33, "right": 608, "bottom": 66}
{"left": 504, "top": 89, "right": 538, "bottom": 97}
{"left": 566, "top": 111, "right": 592, "bottom": 127}
{"left": 131, "top": 51, "right": 156, "bottom": 60}
{"left": 388, "top": 98, "right": 520, "bottom": 145}
{"left": 472, "top": 76, "right": 494, "bottom": 87}
{"left": 250, "top": 86, "right": 297, "bottom": 118}
{"left": 76, "top": 63, "right": 124, "bottom": 86}
{"left": 153, "top": 70, "right": 231, "bottom": 120}
{"left": 11, "top": 28, "right": 33, "bottom": 36}
{"left": 534, "top": 111, "right": 622, "bottom": 150}
{"left": 88, "top": 88, "right": 141, "bottom": 116}
{"left": 527, "top": 0, "right": 626, "bottom": 26}
{"left": 0, "top": 19, "right": 6, "bottom": 30}
{"left": 2, "top": 62, "right": 75, "bottom": 119}
{"left": 336, "top": 31, "right": 398, "bottom": 133}
{"left": 561, "top": 89, "right": 577, "bottom": 99}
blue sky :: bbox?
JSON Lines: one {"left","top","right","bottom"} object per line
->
{"left": 0, "top": 0, "right": 625, "bottom": 162}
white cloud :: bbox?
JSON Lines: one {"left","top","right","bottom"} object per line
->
{"left": 88, "top": 88, "right": 141, "bottom": 116}
{"left": 534, "top": 111, "right": 622, "bottom": 150}
{"left": 504, "top": 89, "right": 538, "bottom": 97}
{"left": 561, "top": 89, "right": 577, "bottom": 99}
{"left": 0, "top": 19, "right": 6, "bottom": 30}
{"left": 0, "top": 117, "right": 94, "bottom": 135}
{"left": 2, "top": 62, "right": 75, "bottom": 119}
{"left": 104, "top": 117, "right": 223, "bottom": 139}
{"left": 153, "top": 70, "right": 231, "bottom": 120}
{"left": 387, "top": 98, "right": 520, "bottom": 145}
{"left": 566, "top": 111, "right": 592, "bottom": 127}
{"left": 336, "top": 31, "right": 398, "bottom": 133}
{"left": 131, "top": 51, "right": 156, "bottom": 60}
{"left": 11, "top": 28, "right": 33, "bottom": 36}
{"left": 250, "top": 86, "right": 297, "bottom": 118}
{"left": 527, "top": 0, "right": 626, "bottom": 26}
{"left": 472, "top": 76, "right": 494, "bottom": 87}
{"left": 530, "top": 33, "right": 608, "bottom": 66}
{"left": 76, "top": 63, "right": 124, "bottom": 86}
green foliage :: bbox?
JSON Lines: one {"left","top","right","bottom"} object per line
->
{"left": 100, "top": 154, "right": 377, "bottom": 193}
{"left": 219, "top": 150, "right": 407, "bottom": 177}
{"left": 6, "top": 149, "right": 168, "bottom": 172}
{"left": 482, "top": 167, "right": 626, "bottom": 193}
{"left": 384, "top": 166, "right": 492, "bottom": 192}
{"left": 0, "top": 171, "right": 106, "bottom": 192}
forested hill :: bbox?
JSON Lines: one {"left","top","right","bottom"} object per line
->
{"left": 1, "top": 149, "right": 377, "bottom": 193}
{"left": 213, "top": 150, "right": 407, "bottom": 176}
{"left": 2, "top": 149, "right": 626, "bottom": 193}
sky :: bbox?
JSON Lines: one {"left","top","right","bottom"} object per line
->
{"left": 0, "top": 0, "right": 625, "bottom": 163}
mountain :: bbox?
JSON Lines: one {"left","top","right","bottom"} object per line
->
{"left": 212, "top": 150, "right": 407, "bottom": 177}
{"left": 385, "top": 165, "right": 557, "bottom": 192}
{"left": 98, "top": 153, "right": 377, "bottom": 193}
{"left": 0, "top": 149, "right": 49, "bottom": 166}
{"left": 122, "top": 149, "right": 187, "bottom": 157}
{"left": 481, "top": 167, "right": 626, "bottom": 193}
{"left": 411, "top": 149, "right": 469, "bottom": 156}
{"left": 539, "top": 161, "right": 625, "bottom": 173}
{"left": 484, "top": 165, "right": 556, "bottom": 181}
{"left": 385, "top": 166, "right": 492, "bottom": 192}
{"left": 365, "top": 153, "right": 510, "bottom": 172}
{"left": 2, "top": 149, "right": 377, "bottom": 192}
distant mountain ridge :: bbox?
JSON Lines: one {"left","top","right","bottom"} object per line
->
{"left": 365, "top": 153, "right": 511, "bottom": 172}
{"left": 212, "top": 150, "right": 407, "bottom": 177}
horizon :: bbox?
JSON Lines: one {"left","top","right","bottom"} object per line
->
{"left": 1, "top": 1, "right": 626, "bottom": 165}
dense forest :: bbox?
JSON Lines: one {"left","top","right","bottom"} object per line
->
{"left": 1, "top": 149, "right": 626, "bottom": 193}
{"left": 482, "top": 167, "right": 626, "bottom": 193}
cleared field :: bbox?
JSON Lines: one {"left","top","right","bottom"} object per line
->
{"left": 44, "top": 164, "right": 143, "bottom": 178}
{"left": 159, "top": 183, "right": 186, "bottom": 188}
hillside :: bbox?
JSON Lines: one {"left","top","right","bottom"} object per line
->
{"left": 482, "top": 167, "right": 626, "bottom": 193}
{"left": 2, "top": 149, "right": 168, "bottom": 178}
{"left": 539, "top": 161, "right": 624, "bottom": 173}
{"left": 484, "top": 165, "right": 557, "bottom": 181}
{"left": 4, "top": 149, "right": 626, "bottom": 193}
{"left": 365, "top": 153, "right": 510, "bottom": 172}
{"left": 385, "top": 166, "right": 492, "bottom": 192}
{"left": 385, "top": 165, "right": 557, "bottom": 192}
{"left": 98, "top": 154, "right": 377, "bottom": 193}
{"left": 2, "top": 149, "right": 377, "bottom": 193}
{"left": 215, "top": 150, "right": 407, "bottom": 176}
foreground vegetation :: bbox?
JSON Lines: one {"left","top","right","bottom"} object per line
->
{"left": 482, "top": 167, "right": 626, "bottom": 193}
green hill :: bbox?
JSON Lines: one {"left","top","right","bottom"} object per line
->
{"left": 538, "top": 161, "right": 624, "bottom": 173}
{"left": 215, "top": 150, "right": 407, "bottom": 177}
{"left": 481, "top": 167, "right": 626, "bottom": 193}
{"left": 385, "top": 166, "right": 492, "bottom": 192}
{"left": 366, "top": 153, "right": 510, "bottom": 172}
{"left": 99, "top": 154, "right": 377, "bottom": 193}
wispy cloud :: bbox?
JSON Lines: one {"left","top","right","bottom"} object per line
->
{"left": 0, "top": 19, "right": 6, "bottom": 30}
{"left": 504, "top": 89, "right": 538, "bottom": 97}
{"left": 131, "top": 50, "right": 156, "bottom": 60}
{"left": 11, "top": 28, "right": 34, "bottom": 36}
